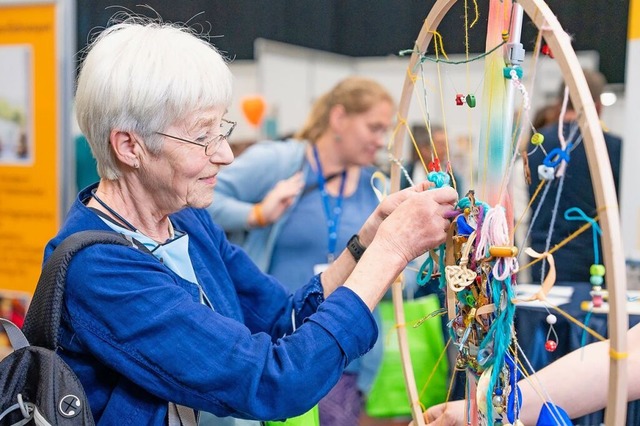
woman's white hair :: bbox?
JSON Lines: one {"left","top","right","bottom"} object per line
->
{"left": 75, "top": 16, "right": 233, "bottom": 180}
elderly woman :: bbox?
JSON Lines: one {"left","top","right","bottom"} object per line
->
{"left": 47, "top": 18, "right": 457, "bottom": 425}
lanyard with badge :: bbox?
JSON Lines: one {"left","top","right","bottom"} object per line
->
{"left": 312, "top": 145, "right": 347, "bottom": 271}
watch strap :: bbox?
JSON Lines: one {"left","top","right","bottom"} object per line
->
{"left": 346, "top": 234, "right": 366, "bottom": 262}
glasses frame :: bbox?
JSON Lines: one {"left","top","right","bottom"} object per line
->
{"left": 156, "top": 118, "right": 236, "bottom": 156}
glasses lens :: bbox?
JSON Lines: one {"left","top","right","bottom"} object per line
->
{"left": 205, "top": 136, "right": 223, "bottom": 156}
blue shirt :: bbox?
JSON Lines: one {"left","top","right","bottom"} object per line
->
{"left": 43, "top": 185, "right": 378, "bottom": 425}
{"left": 269, "top": 165, "right": 380, "bottom": 293}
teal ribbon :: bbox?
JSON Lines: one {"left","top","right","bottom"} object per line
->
{"left": 563, "top": 207, "right": 602, "bottom": 264}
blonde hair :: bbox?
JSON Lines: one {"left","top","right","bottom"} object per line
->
{"left": 76, "top": 17, "right": 232, "bottom": 180}
{"left": 295, "top": 77, "right": 394, "bottom": 142}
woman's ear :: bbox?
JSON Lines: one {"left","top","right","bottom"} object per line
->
{"left": 328, "top": 104, "right": 347, "bottom": 129}
{"left": 109, "top": 129, "right": 140, "bottom": 169}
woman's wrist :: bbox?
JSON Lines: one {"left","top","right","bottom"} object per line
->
{"left": 251, "top": 203, "right": 268, "bottom": 227}
{"left": 358, "top": 215, "right": 380, "bottom": 247}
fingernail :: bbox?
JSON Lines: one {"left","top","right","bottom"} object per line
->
{"left": 444, "top": 210, "right": 459, "bottom": 219}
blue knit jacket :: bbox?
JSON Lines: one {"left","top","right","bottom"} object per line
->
{"left": 46, "top": 185, "right": 377, "bottom": 425}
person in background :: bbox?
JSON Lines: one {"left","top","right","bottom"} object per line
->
{"left": 418, "top": 322, "right": 640, "bottom": 425}
{"left": 46, "top": 17, "right": 458, "bottom": 425}
{"left": 401, "top": 124, "right": 464, "bottom": 195}
{"left": 209, "top": 76, "right": 395, "bottom": 425}
{"left": 527, "top": 69, "right": 622, "bottom": 284}
{"left": 531, "top": 103, "right": 560, "bottom": 130}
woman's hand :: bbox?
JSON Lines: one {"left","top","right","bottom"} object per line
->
{"left": 359, "top": 181, "right": 447, "bottom": 246}
{"left": 373, "top": 186, "right": 457, "bottom": 264}
{"left": 250, "top": 172, "right": 304, "bottom": 226}
{"left": 409, "top": 400, "right": 466, "bottom": 426}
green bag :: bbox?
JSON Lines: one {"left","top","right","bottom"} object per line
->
{"left": 365, "top": 294, "right": 449, "bottom": 418}
{"left": 265, "top": 405, "right": 319, "bottom": 426}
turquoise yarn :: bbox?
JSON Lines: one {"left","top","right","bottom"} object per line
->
{"left": 427, "top": 171, "right": 451, "bottom": 188}
{"left": 564, "top": 206, "right": 602, "bottom": 264}
{"left": 456, "top": 196, "right": 490, "bottom": 213}
{"left": 416, "top": 244, "right": 446, "bottom": 287}
{"left": 477, "top": 276, "right": 516, "bottom": 423}
{"left": 416, "top": 255, "right": 435, "bottom": 286}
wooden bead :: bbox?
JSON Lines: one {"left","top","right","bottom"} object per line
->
{"left": 489, "top": 246, "right": 518, "bottom": 257}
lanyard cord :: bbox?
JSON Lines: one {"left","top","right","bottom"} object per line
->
{"left": 91, "top": 189, "right": 138, "bottom": 232}
{"left": 312, "top": 145, "right": 347, "bottom": 262}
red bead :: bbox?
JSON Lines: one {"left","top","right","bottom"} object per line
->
{"left": 592, "top": 294, "right": 604, "bottom": 308}
{"left": 428, "top": 158, "right": 441, "bottom": 172}
{"left": 541, "top": 44, "right": 554, "bottom": 58}
{"left": 455, "top": 94, "right": 465, "bottom": 106}
{"left": 545, "top": 340, "right": 558, "bottom": 352}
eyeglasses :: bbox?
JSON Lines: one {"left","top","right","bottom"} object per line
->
{"left": 156, "top": 118, "right": 236, "bottom": 156}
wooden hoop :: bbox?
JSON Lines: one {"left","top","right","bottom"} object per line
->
{"left": 390, "top": 1, "right": 628, "bottom": 425}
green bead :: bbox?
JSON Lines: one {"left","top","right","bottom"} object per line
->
{"left": 531, "top": 132, "right": 544, "bottom": 145}
{"left": 466, "top": 94, "right": 476, "bottom": 108}
{"left": 503, "top": 66, "right": 523, "bottom": 79}
{"left": 465, "top": 293, "right": 476, "bottom": 306}
{"left": 590, "top": 275, "right": 604, "bottom": 286}
{"left": 590, "top": 264, "right": 606, "bottom": 276}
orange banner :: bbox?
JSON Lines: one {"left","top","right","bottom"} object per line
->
{"left": 631, "top": 0, "right": 640, "bottom": 40}
{"left": 0, "top": 3, "right": 59, "bottom": 294}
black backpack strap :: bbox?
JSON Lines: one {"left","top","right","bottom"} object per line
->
{"left": 22, "top": 230, "right": 148, "bottom": 349}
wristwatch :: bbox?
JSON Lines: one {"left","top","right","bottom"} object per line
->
{"left": 346, "top": 234, "right": 367, "bottom": 262}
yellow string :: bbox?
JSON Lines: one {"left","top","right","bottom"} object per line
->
{"left": 428, "top": 31, "right": 457, "bottom": 193}
{"left": 550, "top": 304, "right": 606, "bottom": 341}
{"left": 389, "top": 114, "right": 407, "bottom": 152}
{"left": 404, "top": 120, "right": 429, "bottom": 177}
{"left": 430, "top": 31, "right": 449, "bottom": 61}
{"left": 406, "top": 63, "right": 418, "bottom": 84}
{"left": 418, "top": 339, "right": 452, "bottom": 399}
{"left": 511, "top": 179, "right": 546, "bottom": 241}
{"left": 511, "top": 345, "right": 578, "bottom": 423}
{"left": 518, "top": 216, "right": 599, "bottom": 272}
{"left": 422, "top": 339, "right": 461, "bottom": 425}
{"left": 470, "top": 0, "right": 479, "bottom": 28}
{"left": 610, "top": 349, "right": 629, "bottom": 360}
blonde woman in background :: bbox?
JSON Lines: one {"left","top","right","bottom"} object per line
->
{"left": 210, "top": 77, "right": 396, "bottom": 425}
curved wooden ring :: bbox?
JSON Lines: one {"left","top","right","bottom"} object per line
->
{"left": 389, "top": 1, "right": 628, "bottom": 424}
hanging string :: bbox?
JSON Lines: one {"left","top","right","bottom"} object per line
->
{"left": 556, "top": 86, "right": 571, "bottom": 177}
{"left": 400, "top": 40, "right": 507, "bottom": 66}
{"left": 513, "top": 344, "right": 573, "bottom": 426}
{"left": 430, "top": 31, "right": 457, "bottom": 193}
{"left": 512, "top": 179, "right": 546, "bottom": 243}
{"left": 540, "top": 174, "right": 566, "bottom": 281}
{"left": 498, "top": 69, "right": 537, "bottom": 205}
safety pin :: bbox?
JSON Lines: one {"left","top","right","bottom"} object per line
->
{"left": 413, "top": 307, "right": 447, "bottom": 328}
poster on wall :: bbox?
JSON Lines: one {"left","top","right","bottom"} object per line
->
{"left": 0, "top": 45, "right": 32, "bottom": 165}
{"left": 0, "top": 1, "right": 73, "bottom": 296}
